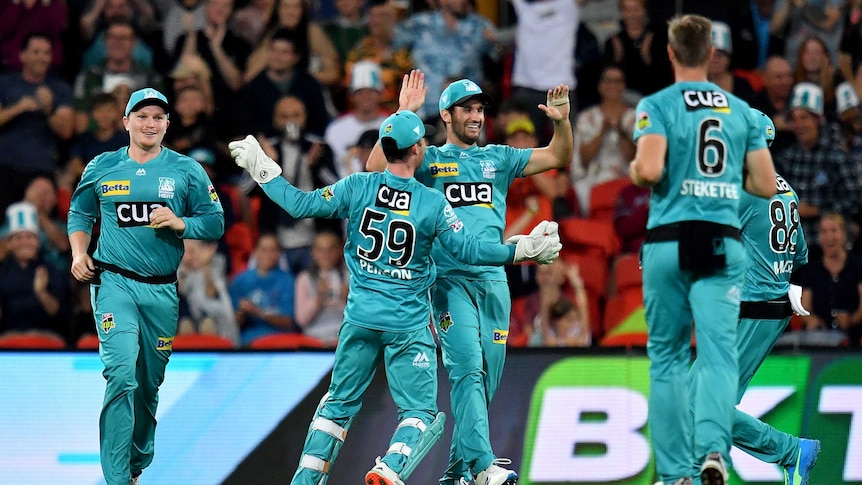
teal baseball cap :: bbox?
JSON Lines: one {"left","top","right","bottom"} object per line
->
{"left": 379, "top": 110, "right": 436, "bottom": 149}
{"left": 124, "top": 88, "right": 170, "bottom": 116}
{"left": 750, "top": 108, "right": 775, "bottom": 147}
{"left": 438, "top": 79, "right": 493, "bottom": 113}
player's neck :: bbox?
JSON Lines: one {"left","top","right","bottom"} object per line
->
{"left": 127, "top": 144, "right": 162, "bottom": 164}
{"left": 387, "top": 163, "right": 415, "bottom": 178}
{"left": 673, "top": 65, "right": 709, "bottom": 83}
{"left": 446, "top": 136, "right": 475, "bottom": 149}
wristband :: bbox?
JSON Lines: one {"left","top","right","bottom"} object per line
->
{"left": 549, "top": 97, "right": 570, "bottom": 107}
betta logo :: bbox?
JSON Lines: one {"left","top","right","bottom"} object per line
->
{"left": 429, "top": 163, "right": 459, "bottom": 177}
{"left": 493, "top": 329, "right": 508, "bottom": 344}
{"left": 101, "top": 180, "right": 131, "bottom": 196}
{"left": 156, "top": 337, "right": 174, "bottom": 351}
{"left": 444, "top": 183, "right": 493, "bottom": 208}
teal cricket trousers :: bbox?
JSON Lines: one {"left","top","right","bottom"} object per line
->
{"left": 433, "top": 277, "right": 510, "bottom": 478}
{"left": 91, "top": 271, "right": 178, "bottom": 485}
{"left": 642, "top": 239, "right": 743, "bottom": 483}
{"left": 291, "top": 321, "right": 438, "bottom": 484}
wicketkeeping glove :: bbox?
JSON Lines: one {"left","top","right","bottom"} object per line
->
{"left": 507, "top": 220, "right": 563, "bottom": 264}
{"left": 788, "top": 284, "right": 810, "bottom": 316}
{"left": 228, "top": 135, "right": 282, "bottom": 184}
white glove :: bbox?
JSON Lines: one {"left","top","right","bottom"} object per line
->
{"left": 508, "top": 220, "right": 563, "bottom": 264}
{"left": 788, "top": 284, "right": 810, "bottom": 316}
{"left": 228, "top": 135, "right": 282, "bottom": 184}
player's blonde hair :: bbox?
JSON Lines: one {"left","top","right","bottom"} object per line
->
{"left": 667, "top": 14, "right": 713, "bottom": 68}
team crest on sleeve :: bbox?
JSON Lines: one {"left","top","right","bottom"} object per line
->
{"left": 636, "top": 112, "right": 650, "bottom": 131}
{"left": 321, "top": 186, "right": 335, "bottom": 201}
{"left": 207, "top": 184, "right": 220, "bottom": 203}
{"left": 101, "top": 313, "right": 115, "bottom": 333}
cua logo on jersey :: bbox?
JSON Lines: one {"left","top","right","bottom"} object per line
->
{"left": 430, "top": 163, "right": 459, "bottom": 177}
{"left": 321, "top": 186, "right": 334, "bottom": 201}
{"left": 493, "top": 329, "right": 508, "bottom": 344}
{"left": 156, "top": 336, "right": 173, "bottom": 351}
{"left": 776, "top": 174, "right": 793, "bottom": 194}
{"left": 101, "top": 313, "right": 115, "bottom": 333}
{"left": 375, "top": 184, "right": 411, "bottom": 215}
{"left": 444, "top": 183, "right": 493, "bottom": 208}
{"left": 101, "top": 180, "right": 131, "bottom": 196}
{"left": 438, "top": 312, "right": 453, "bottom": 331}
{"left": 683, "top": 90, "right": 730, "bottom": 113}
{"left": 115, "top": 201, "right": 164, "bottom": 227}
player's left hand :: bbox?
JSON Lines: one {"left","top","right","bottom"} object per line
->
{"left": 538, "top": 84, "right": 570, "bottom": 122}
{"left": 788, "top": 284, "right": 810, "bottom": 316}
{"left": 150, "top": 206, "right": 186, "bottom": 232}
{"left": 398, "top": 69, "right": 427, "bottom": 113}
{"left": 229, "top": 135, "right": 282, "bottom": 184}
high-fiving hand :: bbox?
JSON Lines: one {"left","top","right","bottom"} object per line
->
{"left": 507, "top": 220, "right": 563, "bottom": 265}
{"left": 228, "top": 135, "right": 282, "bottom": 184}
{"left": 538, "top": 84, "right": 571, "bottom": 122}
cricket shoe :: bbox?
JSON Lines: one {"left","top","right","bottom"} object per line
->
{"left": 365, "top": 457, "right": 405, "bottom": 485}
{"left": 475, "top": 458, "right": 518, "bottom": 485}
{"left": 439, "top": 478, "right": 471, "bottom": 485}
{"left": 784, "top": 438, "right": 821, "bottom": 485}
{"left": 654, "top": 479, "right": 693, "bottom": 485}
{"left": 129, "top": 471, "right": 141, "bottom": 485}
{"left": 700, "top": 452, "right": 728, "bottom": 485}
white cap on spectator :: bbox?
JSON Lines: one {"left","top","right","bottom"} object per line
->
{"left": 790, "top": 82, "right": 824, "bottom": 117}
{"left": 711, "top": 21, "right": 732, "bottom": 54}
{"left": 4, "top": 202, "right": 40, "bottom": 237}
{"left": 349, "top": 61, "right": 383, "bottom": 93}
{"left": 835, "top": 81, "right": 860, "bottom": 115}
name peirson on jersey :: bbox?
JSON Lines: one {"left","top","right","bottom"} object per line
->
{"left": 682, "top": 90, "right": 731, "bottom": 113}
{"left": 444, "top": 182, "right": 493, "bottom": 208}
{"left": 375, "top": 184, "right": 411, "bottom": 215}
{"left": 115, "top": 201, "right": 164, "bottom": 227}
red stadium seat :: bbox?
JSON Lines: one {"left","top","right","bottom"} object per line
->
{"left": 0, "top": 333, "right": 67, "bottom": 349}
{"left": 76, "top": 333, "right": 101, "bottom": 350}
{"left": 588, "top": 178, "right": 631, "bottom": 223}
{"left": 172, "top": 333, "right": 235, "bottom": 350}
{"left": 248, "top": 333, "right": 325, "bottom": 350}
{"left": 559, "top": 219, "right": 621, "bottom": 261}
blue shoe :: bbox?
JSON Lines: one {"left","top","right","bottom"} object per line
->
{"left": 784, "top": 438, "right": 821, "bottom": 485}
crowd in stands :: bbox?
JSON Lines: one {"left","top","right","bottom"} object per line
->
{"left": 1, "top": 0, "right": 862, "bottom": 349}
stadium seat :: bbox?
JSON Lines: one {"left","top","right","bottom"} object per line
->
{"left": 612, "top": 253, "right": 642, "bottom": 295}
{"left": 76, "top": 333, "right": 100, "bottom": 350}
{"left": 508, "top": 296, "right": 531, "bottom": 347}
{"left": 0, "top": 333, "right": 67, "bottom": 349}
{"left": 588, "top": 178, "right": 631, "bottom": 223}
{"left": 172, "top": 333, "right": 235, "bottom": 350}
{"left": 559, "top": 218, "right": 621, "bottom": 261}
{"left": 561, "top": 252, "right": 609, "bottom": 340}
{"left": 248, "top": 333, "right": 325, "bottom": 350}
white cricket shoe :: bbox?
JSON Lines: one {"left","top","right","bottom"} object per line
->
{"left": 475, "top": 458, "right": 518, "bottom": 485}
{"left": 365, "top": 456, "right": 405, "bottom": 485}
{"left": 700, "top": 452, "right": 729, "bottom": 485}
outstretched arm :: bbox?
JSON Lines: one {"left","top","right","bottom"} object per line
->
{"left": 366, "top": 70, "right": 427, "bottom": 172}
{"left": 522, "top": 85, "right": 574, "bottom": 176}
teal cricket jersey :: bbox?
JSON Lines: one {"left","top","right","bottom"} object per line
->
{"left": 67, "top": 147, "right": 225, "bottom": 276}
{"left": 260, "top": 170, "right": 517, "bottom": 333}
{"left": 739, "top": 174, "right": 808, "bottom": 302}
{"left": 414, "top": 143, "right": 532, "bottom": 280}
{"left": 633, "top": 81, "right": 767, "bottom": 229}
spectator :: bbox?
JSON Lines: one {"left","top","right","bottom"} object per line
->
{"left": 163, "top": 85, "right": 216, "bottom": 155}
{"left": 835, "top": 81, "right": 862, "bottom": 147}
{"left": 325, "top": 60, "right": 388, "bottom": 178}
{"left": 230, "top": 233, "right": 298, "bottom": 346}
{"left": 245, "top": 94, "right": 340, "bottom": 274}
{"left": 572, "top": 63, "right": 636, "bottom": 213}
{"left": 177, "top": 239, "right": 239, "bottom": 346}
{"left": 236, "top": 30, "right": 330, "bottom": 137}
{"left": 245, "top": 0, "right": 342, "bottom": 89}
{"left": 78, "top": 0, "right": 159, "bottom": 69}
{"left": 293, "top": 231, "right": 348, "bottom": 346}
{"left": 230, "top": 0, "right": 276, "bottom": 47}
{"left": 796, "top": 213, "right": 862, "bottom": 347}
{"left": 341, "top": 128, "right": 378, "bottom": 176}
{"left": 751, "top": 55, "right": 795, "bottom": 151}
{"left": 0, "top": 32, "right": 75, "bottom": 225}
{"left": 838, "top": 0, "right": 862, "bottom": 86}
{"left": 171, "top": 0, "right": 250, "bottom": 140}
{"left": 775, "top": 82, "right": 860, "bottom": 246}
{"left": 0, "top": 0, "right": 68, "bottom": 71}
{"left": 157, "top": 0, "right": 207, "bottom": 58}
{"left": 771, "top": 0, "right": 844, "bottom": 66}
{"left": 513, "top": 260, "right": 590, "bottom": 347}
{"left": 794, "top": 36, "right": 840, "bottom": 118}
{"left": 749, "top": 0, "right": 787, "bottom": 68}
{"left": 603, "top": 0, "right": 666, "bottom": 97}
{"left": 0, "top": 202, "right": 69, "bottom": 340}
{"left": 707, "top": 21, "right": 757, "bottom": 103}
{"left": 62, "top": 92, "right": 127, "bottom": 192}
{"left": 613, "top": 181, "right": 650, "bottom": 255}
{"left": 322, "top": 0, "right": 369, "bottom": 62}
{"left": 509, "top": 0, "right": 578, "bottom": 144}
{"left": 392, "top": 0, "right": 500, "bottom": 119}
{"left": 22, "top": 177, "right": 70, "bottom": 270}
{"left": 73, "top": 18, "right": 164, "bottom": 132}
{"left": 344, "top": 0, "right": 413, "bottom": 112}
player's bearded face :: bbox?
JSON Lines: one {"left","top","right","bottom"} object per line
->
{"left": 450, "top": 103, "right": 485, "bottom": 145}
{"left": 125, "top": 106, "right": 169, "bottom": 150}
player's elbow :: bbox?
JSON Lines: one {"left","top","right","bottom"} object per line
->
{"left": 631, "top": 159, "right": 661, "bottom": 186}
